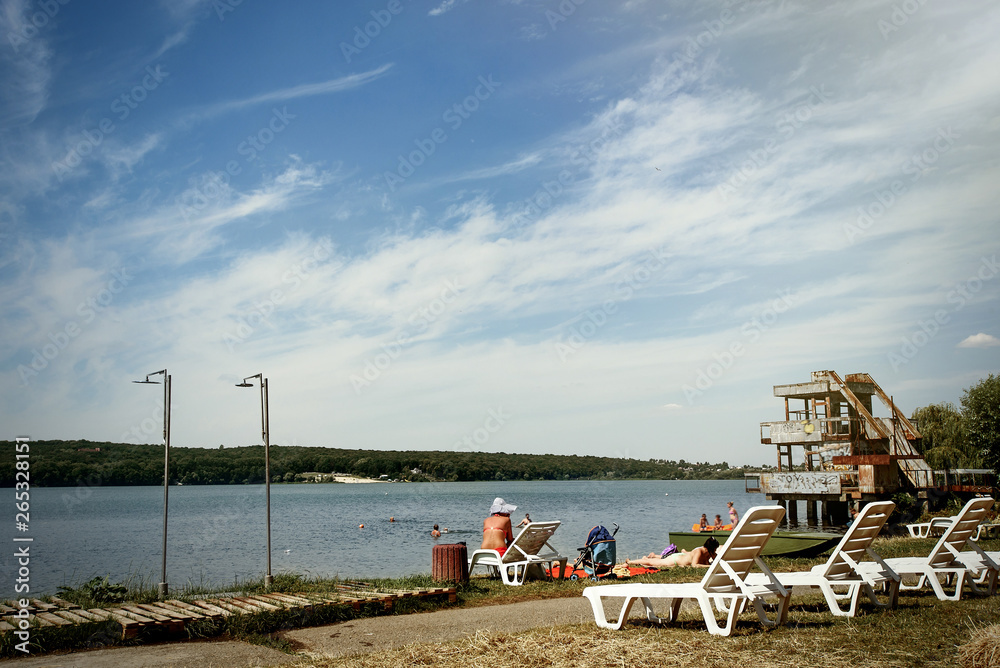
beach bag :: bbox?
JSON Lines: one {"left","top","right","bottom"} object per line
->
{"left": 660, "top": 543, "right": 678, "bottom": 558}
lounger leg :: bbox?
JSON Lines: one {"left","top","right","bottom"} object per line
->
{"left": 752, "top": 593, "right": 789, "bottom": 628}
{"left": 819, "top": 582, "right": 860, "bottom": 617}
{"left": 926, "top": 570, "right": 964, "bottom": 601}
{"left": 697, "top": 595, "right": 743, "bottom": 636}
{"left": 862, "top": 581, "right": 899, "bottom": 610}
{"left": 641, "top": 596, "right": 680, "bottom": 624}
{"left": 967, "top": 568, "right": 998, "bottom": 596}
{"left": 584, "top": 593, "right": 639, "bottom": 630}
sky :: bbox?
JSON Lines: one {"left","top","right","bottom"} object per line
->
{"left": 1, "top": 0, "right": 998, "bottom": 466}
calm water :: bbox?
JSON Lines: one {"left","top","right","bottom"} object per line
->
{"left": 6, "top": 480, "right": 774, "bottom": 596}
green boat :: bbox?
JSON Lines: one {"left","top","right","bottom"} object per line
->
{"left": 667, "top": 530, "right": 842, "bottom": 558}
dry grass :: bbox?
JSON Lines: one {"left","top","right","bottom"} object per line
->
{"left": 289, "top": 594, "right": 1000, "bottom": 668}
{"left": 958, "top": 624, "right": 1000, "bottom": 668}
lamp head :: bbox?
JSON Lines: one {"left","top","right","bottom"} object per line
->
{"left": 235, "top": 382, "right": 253, "bottom": 387}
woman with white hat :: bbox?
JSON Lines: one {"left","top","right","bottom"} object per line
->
{"left": 481, "top": 497, "right": 516, "bottom": 555}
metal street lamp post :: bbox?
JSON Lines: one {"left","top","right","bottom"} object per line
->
{"left": 132, "top": 369, "right": 171, "bottom": 599}
{"left": 236, "top": 373, "right": 273, "bottom": 589}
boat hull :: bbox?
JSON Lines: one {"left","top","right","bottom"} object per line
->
{"left": 667, "top": 529, "right": 841, "bottom": 558}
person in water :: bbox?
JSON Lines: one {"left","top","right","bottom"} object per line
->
{"left": 431, "top": 524, "right": 441, "bottom": 538}
{"left": 481, "top": 497, "right": 516, "bottom": 555}
{"left": 713, "top": 514, "right": 724, "bottom": 529}
{"left": 516, "top": 513, "right": 531, "bottom": 528}
{"left": 627, "top": 537, "right": 719, "bottom": 569}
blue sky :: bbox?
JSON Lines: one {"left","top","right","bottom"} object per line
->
{"left": 1, "top": 0, "right": 997, "bottom": 466}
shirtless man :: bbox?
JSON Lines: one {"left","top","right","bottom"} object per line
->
{"left": 431, "top": 524, "right": 441, "bottom": 538}
{"left": 627, "top": 538, "right": 719, "bottom": 569}
{"left": 482, "top": 497, "right": 516, "bottom": 555}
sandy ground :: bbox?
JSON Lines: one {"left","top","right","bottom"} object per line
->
{"left": 330, "top": 475, "right": 386, "bottom": 484}
{"left": 0, "top": 597, "right": 594, "bottom": 667}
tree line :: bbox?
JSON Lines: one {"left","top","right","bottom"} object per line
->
{"left": 0, "top": 440, "right": 748, "bottom": 487}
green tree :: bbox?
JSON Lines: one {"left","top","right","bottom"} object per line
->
{"left": 961, "top": 374, "right": 1000, "bottom": 473}
{"left": 911, "top": 402, "right": 974, "bottom": 469}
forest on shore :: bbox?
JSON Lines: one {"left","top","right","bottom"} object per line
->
{"left": 1, "top": 440, "right": 752, "bottom": 487}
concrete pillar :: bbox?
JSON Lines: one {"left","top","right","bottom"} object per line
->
{"left": 787, "top": 499, "right": 799, "bottom": 526}
{"left": 806, "top": 500, "right": 818, "bottom": 527}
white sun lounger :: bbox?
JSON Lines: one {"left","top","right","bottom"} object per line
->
{"left": 746, "top": 500, "right": 899, "bottom": 616}
{"left": 859, "top": 497, "right": 997, "bottom": 600}
{"left": 582, "top": 505, "right": 790, "bottom": 636}
{"left": 467, "top": 521, "right": 568, "bottom": 586}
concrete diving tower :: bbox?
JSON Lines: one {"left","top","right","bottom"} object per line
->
{"left": 748, "top": 370, "right": 933, "bottom": 526}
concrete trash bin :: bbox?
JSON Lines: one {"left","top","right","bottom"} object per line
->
{"left": 432, "top": 543, "right": 469, "bottom": 582}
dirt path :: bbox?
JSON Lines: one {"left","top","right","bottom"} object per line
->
{"left": 0, "top": 597, "right": 594, "bottom": 667}
{"left": 283, "top": 596, "right": 594, "bottom": 660}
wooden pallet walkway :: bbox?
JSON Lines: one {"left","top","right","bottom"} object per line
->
{"left": 0, "top": 585, "right": 457, "bottom": 639}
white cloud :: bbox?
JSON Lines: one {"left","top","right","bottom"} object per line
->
{"left": 958, "top": 333, "right": 1000, "bottom": 349}
{"left": 428, "top": 0, "right": 468, "bottom": 17}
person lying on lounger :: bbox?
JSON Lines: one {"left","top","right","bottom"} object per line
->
{"left": 626, "top": 537, "right": 719, "bottom": 569}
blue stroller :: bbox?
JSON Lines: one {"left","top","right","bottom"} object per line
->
{"left": 571, "top": 523, "right": 619, "bottom": 580}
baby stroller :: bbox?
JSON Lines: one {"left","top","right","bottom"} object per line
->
{"left": 570, "top": 523, "right": 619, "bottom": 580}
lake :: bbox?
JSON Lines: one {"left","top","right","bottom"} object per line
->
{"left": 7, "top": 479, "right": 779, "bottom": 596}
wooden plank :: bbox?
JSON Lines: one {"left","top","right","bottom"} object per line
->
{"left": 263, "top": 593, "right": 313, "bottom": 608}
{"left": 142, "top": 603, "right": 203, "bottom": 621}
{"left": 231, "top": 597, "right": 281, "bottom": 612}
{"left": 32, "top": 615, "right": 56, "bottom": 627}
{"left": 0, "top": 620, "right": 14, "bottom": 632}
{"left": 189, "top": 600, "right": 233, "bottom": 617}
{"left": 165, "top": 600, "right": 222, "bottom": 619}
{"left": 133, "top": 604, "right": 194, "bottom": 622}
{"left": 75, "top": 609, "right": 113, "bottom": 623}
{"left": 246, "top": 595, "right": 287, "bottom": 610}
{"left": 51, "top": 610, "right": 94, "bottom": 625}
{"left": 0, "top": 604, "right": 19, "bottom": 614}
{"left": 120, "top": 605, "right": 173, "bottom": 624}
{"left": 209, "top": 600, "right": 256, "bottom": 615}
{"left": 106, "top": 608, "right": 155, "bottom": 625}
{"left": 31, "top": 599, "right": 58, "bottom": 612}
{"left": 35, "top": 612, "right": 73, "bottom": 626}
{"left": 49, "top": 596, "right": 81, "bottom": 609}
{"left": 252, "top": 594, "right": 294, "bottom": 607}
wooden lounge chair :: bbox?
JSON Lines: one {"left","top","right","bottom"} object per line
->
{"left": 859, "top": 497, "right": 997, "bottom": 600}
{"left": 746, "top": 500, "right": 899, "bottom": 616}
{"left": 467, "top": 521, "right": 568, "bottom": 586}
{"left": 582, "top": 506, "right": 790, "bottom": 636}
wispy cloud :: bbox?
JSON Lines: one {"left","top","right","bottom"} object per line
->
{"left": 0, "top": 0, "right": 53, "bottom": 126}
{"left": 193, "top": 64, "right": 394, "bottom": 120}
{"left": 429, "top": 0, "right": 468, "bottom": 17}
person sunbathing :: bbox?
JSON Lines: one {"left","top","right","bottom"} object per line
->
{"left": 627, "top": 538, "right": 719, "bottom": 569}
